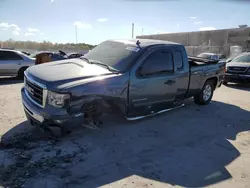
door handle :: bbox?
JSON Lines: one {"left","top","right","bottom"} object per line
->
{"left": 164, "top": 80, "right": 175, "bottom": 85}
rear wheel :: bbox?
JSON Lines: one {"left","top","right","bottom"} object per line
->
{"left": 194, "top": 80, "right": 214, "bottom": 105}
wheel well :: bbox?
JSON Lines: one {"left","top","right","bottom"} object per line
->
{"left": 206, "top": 77, "right": 218, "bottom": 89}
{"left": 18, "top": 66, "right": 28, "bottom": 73}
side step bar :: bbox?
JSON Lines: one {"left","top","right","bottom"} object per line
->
{"left": 126, "top": 104, "right": 185, "bottom": 121}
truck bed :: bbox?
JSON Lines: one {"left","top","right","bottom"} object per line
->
{"left": 187, "top": 56, "right": 226, "bottom": 97}
{"left": 188, "top": 56, "right": 219, "bottom": 65}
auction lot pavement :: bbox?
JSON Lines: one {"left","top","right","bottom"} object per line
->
{"left": 0, "top": 77, "right": 250, "bottom": 188}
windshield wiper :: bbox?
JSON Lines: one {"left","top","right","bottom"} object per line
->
{"left": 89, "top": 60, "right": 119, "bottom": 73}
{"left": 79, "top": 56, "right": 91, "bottom": 64}
{"left": 79, "top": 57, "right": 119, "bottom": 73}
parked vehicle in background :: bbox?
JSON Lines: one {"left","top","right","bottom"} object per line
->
{"left": 218, "top": 54, "right": 227, "bottom": 61}
{"left": 35, "top": 53, "right": 52, "bottom": 65}
{"left": 0, "top": 49, "right": 35, "bottom": 78}
{"left": 67, "top": 52, "right": 84, "bottom": 59}
{"left": 21, "top": 39, "right": 225, "bottom": 131}
{"left": 30, "top": 51, "right": 67, "bottom": 62}
{"left": 226, "top": 56, "right": 234, "bottom": 63}
{"left": 197, "top": 53, "right": 226, "bottom": 62}
{"left": 21, "top": 51, "right": 31, "bottom": 56}
{"left": 224, "top": 52, "right": 250, "bottom": 84}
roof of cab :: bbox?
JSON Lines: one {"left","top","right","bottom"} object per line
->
{"left": 0, "top": 48, "right": 18, "bottom": 52}
{"left": 0, "top": 48, "right": 25, "bottom": 54}
{"left": 110, "top": 39, "right": 181, "bottom": 48}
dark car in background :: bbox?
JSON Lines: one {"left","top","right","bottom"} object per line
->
{"left": 30, "top": 51, "right": 67, "bottom": 62}
{"left": 21, "top": 51, "right": 31, "bottom": 56}
{"left": 224, "top": 52, "right": 250, "bottom": 84}
{"left": 67, "top": 52, "right": 84, "bottom": 59}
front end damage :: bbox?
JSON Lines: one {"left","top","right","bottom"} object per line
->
{"left": 21, "top": 74, "right": 129, "bottom": 138}
{"left": 68, "top": 94, "right": 127, "bottom": 129}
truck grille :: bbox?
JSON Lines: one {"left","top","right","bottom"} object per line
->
{"left": 24, "top": 74, "right": 46, "bottom": 108}
{"left": 228, "top": 66, "right": 247, "bottom": 73}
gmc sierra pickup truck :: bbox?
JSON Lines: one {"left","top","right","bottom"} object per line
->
{"left": 21, "top": 39, "right": 225, "bottom": 131}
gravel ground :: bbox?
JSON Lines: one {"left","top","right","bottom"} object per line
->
{"left": 0, "top": 77, "right": 250, "bottom": 188}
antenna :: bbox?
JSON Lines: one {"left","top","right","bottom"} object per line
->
{"left": 132, "top": 23, "right": 134, "bottom": 39}
{"left": 75, "top": 25, "right": 78, "bottom": 44}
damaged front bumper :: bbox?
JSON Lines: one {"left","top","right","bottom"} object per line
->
{"left": 21, "top": 87, "right": 84, "bottom": 126}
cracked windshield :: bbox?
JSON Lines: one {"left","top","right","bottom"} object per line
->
{"left": 0, "top": 0, "right": 250, "bottom": 187}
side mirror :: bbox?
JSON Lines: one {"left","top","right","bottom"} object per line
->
{"left": 226, "top": 59, "right": 232, "bottom": 63}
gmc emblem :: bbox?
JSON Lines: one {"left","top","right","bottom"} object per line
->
{"left": 26, "top": 85, "right": 34, "bottom": 95}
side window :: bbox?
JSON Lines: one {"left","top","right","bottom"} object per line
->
{"left": 211, "top": 55, "right": 218, "bottom": 60}
{"left": 140, "top": 50, "right": 173, "bottom": 76}
{"left": 0, "top": 51, "right": 5, "bottom": 60}
{"left": 0, "top": 51, "right": 23, "bottom": 60}
{"left": 70, "top": 54, "right": 77, "bottom": 58}
{"left": 51, "top": 54, "right": 64, "bottom": 60}
{"left": 173, "top": 50, "right": 183, "bottom": 70}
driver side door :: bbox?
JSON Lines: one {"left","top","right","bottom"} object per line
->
{"left": 128, "top": 47, "right": 177, "bottom": 117}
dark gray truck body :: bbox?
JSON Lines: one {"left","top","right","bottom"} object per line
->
{"left": 21, "top": 39, "right": 225, "bottom": 127}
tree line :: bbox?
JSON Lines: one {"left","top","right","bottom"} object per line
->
{"left": 0, "top": 39, "right": 96, "bottom": 52}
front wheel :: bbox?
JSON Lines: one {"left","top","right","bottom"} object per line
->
{"left": 194, "top": 81, "right": 214, "bottom": 105}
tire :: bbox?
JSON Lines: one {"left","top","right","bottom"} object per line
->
{"left": 17, "top": 67, "right": 27, "bottom": 79}
{"left": 194, "top": 80, "right": 214, "bottom": 105}
{"left": 223, "top": 81, "right": 228, "bottom": 85}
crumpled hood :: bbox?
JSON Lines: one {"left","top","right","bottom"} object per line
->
{"left": 26, "top": 58, "right": 115, "bottom": 90}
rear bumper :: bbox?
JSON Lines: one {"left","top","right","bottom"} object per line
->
{"left": 21, "top": 87, "right": 84, "bottom": 126}
{"left": 224, "top": 73, "right": 250, "bottom": 83}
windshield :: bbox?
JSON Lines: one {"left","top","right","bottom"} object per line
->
{"left": 231, "top": 54, "right": 250, "bottom": 63}
{"left": 30, "top": 54, "right": 36, "bottom": 58}
{"left": 197, "top": 53, "right": 212, "bottom": 59}
{"left": 84, "top": 40, "right": 142, "bottom": 72}
{"left": 30, "top": 52, "right": 41, "bottom": 58}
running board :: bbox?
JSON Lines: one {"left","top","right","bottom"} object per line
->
{"left": 126, "top": 104, "right": 185, "bottom": 121}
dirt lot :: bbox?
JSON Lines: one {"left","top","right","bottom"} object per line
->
{"left": 0, "top": 77, "right": 250, "bottom": 188}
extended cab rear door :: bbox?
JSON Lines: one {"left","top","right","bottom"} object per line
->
{"left": 171, "top": 47, "right": 190, "bottom": 100}
{"left": 128, "top": 46, "right": 177, "bottom": 116}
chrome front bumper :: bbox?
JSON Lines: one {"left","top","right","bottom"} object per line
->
{"left": 21, "top": 87, "right": 85, "bottom": 126}
{"left": 22, "top": 94, "right": 45, "bottom": 123}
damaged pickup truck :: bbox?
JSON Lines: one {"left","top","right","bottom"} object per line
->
{"left": 21, "top": 39, "right": 225, "bottom": 132}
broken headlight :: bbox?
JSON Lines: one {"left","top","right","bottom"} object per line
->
{"left": 47, "top": 91, "right": 70, "bottom": 108}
